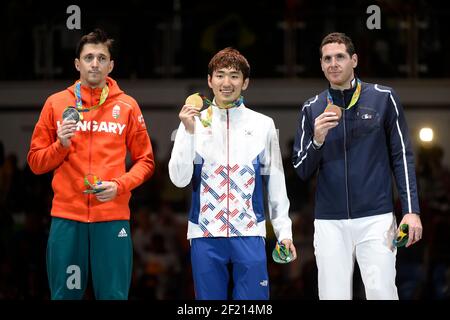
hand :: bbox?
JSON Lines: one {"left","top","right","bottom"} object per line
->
{"left": 179, "top": 104, "right": 200, "bottom": 134}
{"left": 399, "top": 213, "right": 423, "bottom": 247}
{"left": 313, "top": 112, "right": 339, "bottom": 145}
{"left": 57, "top": 119, "right": 77, "bottom": 148}
{"left": 94, "top": 181, "right": 118, "bottom": 202}
{"left": 280, "top": 239, "right": 297, "bottom": 261}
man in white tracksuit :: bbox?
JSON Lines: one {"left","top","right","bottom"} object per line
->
{"left": 169, "top": 47, "right": 297, "bottom": 300}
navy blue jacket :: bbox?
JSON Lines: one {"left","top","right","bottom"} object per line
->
{"left": 292, "top": 80, "right": 420, "bottom": 219}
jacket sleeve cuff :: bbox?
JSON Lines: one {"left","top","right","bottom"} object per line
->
{"left": 403, "top": 211, "right": 420, "bottom": 216}
{"left": 54, "top": 140, "right": 71, "bottom": 155}
{"left": 312, "top": 138, "right": 324, "bottom": 150}
{"left": 277, "top": 231, "right": 293, "bottom": 242}
{"left": 111, "top": 179, "right": 124, "bottom": 195}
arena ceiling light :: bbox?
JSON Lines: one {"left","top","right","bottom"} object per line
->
{"left": 419, "top": 127, "right": 433, "bottom": 142}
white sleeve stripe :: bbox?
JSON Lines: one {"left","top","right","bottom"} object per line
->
{"left": 303, "top": 95, "right": 318, "bottom": 109}
{"left": 374, "top": 84, "right": 412, "bottom": 212}
{"left": 294, "top": 141, "right": 312, "bottom": 168}
{"left": 298, "top": 115, "right": 305, "bottom": 157}
{"left": 297, "top": 95, "right": 318, "bottom": 157}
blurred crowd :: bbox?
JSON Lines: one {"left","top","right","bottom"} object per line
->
{"left": 0, "top": 138, "right": 449, "bottom": 300}
{"left": 1, "top": 0, "right": 449, "bottom": 81}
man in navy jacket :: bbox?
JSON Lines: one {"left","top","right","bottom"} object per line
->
{"left": 292, "top": 32, "right": 422, "bottom": 299}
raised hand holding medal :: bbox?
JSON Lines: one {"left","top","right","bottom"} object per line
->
{"left": 180, "top": 93, "right": 208, "bottom": 133}
{"left": 185, "top": 93, "right": 204, "bottom": 111}
{"left": 57, "top": 106, "right": 80, "bottom": 148}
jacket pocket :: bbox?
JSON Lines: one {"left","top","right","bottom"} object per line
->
{"left": 352, "top": 107, "right": 380, "bottom": 138}
{"left": 96, "top": 164, "right": 125, "bottom": 181}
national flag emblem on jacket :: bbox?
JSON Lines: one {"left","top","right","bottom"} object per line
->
{"left": 112, "top": 105, "right": 120, "bottom": 119}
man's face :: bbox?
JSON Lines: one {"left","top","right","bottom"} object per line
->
{"left": 320, "top": 42, "right": 357, "bottom": 89}
{"left": 208, "top": 67, "right": 249, "bottom": 107}
{"left": 75, "top": 43, "right": 114, "bottom": 88}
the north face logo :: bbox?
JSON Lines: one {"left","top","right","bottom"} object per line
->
{"left": 118, "top": 228, "right": 128, "bottom": 238}
{"left": 259, "top": 280, "right": 268, "bottom": 287}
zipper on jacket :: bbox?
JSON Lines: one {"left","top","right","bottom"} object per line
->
{"left": 343, "top": 92, "right": 350, "bottom": 219}
{"left": 226, "top": 109, "right": 230, "bottom": 237}
{"left": 87, "top": 88, "right": 94, "bottom": 222}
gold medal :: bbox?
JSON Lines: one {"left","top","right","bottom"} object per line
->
{"left": 185, "top": 93, "right": 204, "bottom": 111}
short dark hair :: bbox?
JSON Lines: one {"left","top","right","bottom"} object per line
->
{"left": 208, "top": 47, "right": 250, "bottom": 79}
{"left": 320, "top": 32, "right": 355, "bottom": 58}
{"left": 76, "top": 28, "right": 114, "bottom": 59}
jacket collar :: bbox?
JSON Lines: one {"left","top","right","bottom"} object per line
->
{"left": 328, "top": 77, "right": 358, "bottom": 109}
{"left": 67, "top": 76, "right": 122, "bottom": 106}
{"left": 211, "top": 98, "right": 245, "bottom": 113}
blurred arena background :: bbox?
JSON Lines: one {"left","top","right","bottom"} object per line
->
{"left": 0, "top": 0, "right": 449, "bottom": 299}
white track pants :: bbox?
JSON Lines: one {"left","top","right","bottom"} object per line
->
{"left": 313, "top": 212, "right": 399, "bottom": 300}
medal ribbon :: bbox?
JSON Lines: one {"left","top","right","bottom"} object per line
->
{"left": 75, "top": 81, "right": 109, "bottom": 120}
{"left": 326, "top": 78, "right": 361, "bottom": 110}
{"left": 198, "top": 95, "right": 244, "bottom": 127}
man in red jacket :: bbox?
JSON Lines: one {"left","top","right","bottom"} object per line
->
{"left": 28, "top": 29, "right": 155, "bottom": 299}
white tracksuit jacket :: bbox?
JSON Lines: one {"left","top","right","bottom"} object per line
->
{"left": 168, "top": 102, "right": 292, "bottom": 241}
